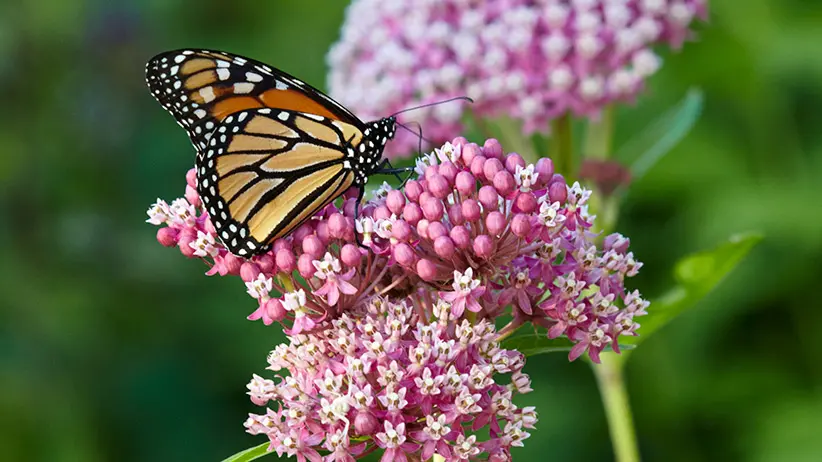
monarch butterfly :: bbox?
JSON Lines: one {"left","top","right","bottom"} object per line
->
{"left": 145, "top": 49, "right": 401, "bottom": 257}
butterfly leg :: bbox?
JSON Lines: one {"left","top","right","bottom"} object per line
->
{"left": 377, "top": 159, "right": 416, "bottom": 188}
{"left": 376, "top": 159, "right": 414, "bottom": 183}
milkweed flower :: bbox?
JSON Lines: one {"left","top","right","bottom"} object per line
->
{"left": 148, "top": 137, "right": 650, "bottom": 458}
{"left": 146, "top": 137, "right": 648, "bottom": 362}
{"left": 244, "top": 298, "right": 535, "bottom": 461}
{"left": 328, "top": 0, "right": 708, "bottom": 157}
{"left": 353, "top": 137, "right": 648, "bottom": 363}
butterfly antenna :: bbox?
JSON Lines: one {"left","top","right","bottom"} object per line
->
{"left": 402, "top": 121, "right": 426, "bottom": 158}
{"left": 396, "top": 121, "right": 431, "bottom": 144}
{"left": 390, "top": 96, "right": 473, "bottom": 118}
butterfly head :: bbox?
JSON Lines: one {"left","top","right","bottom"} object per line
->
{"left": 371, "top": 116, "right": 396, "bottom": 145}
{"left": 355, "top": 117, "right": 396, "bottom": 176}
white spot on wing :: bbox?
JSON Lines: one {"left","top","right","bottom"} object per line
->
{"left": 217, "top": 68, "right": 230, "bottom": 80}
{"left": 199, "top": 86, "right": 216, "bottom": 103}
{"left": 233, "top": 82, "right": 254, "bottom": 94}
{"left": 246, "top": 72, "right": 263, "bottom": 82}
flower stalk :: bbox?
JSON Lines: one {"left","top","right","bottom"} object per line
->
{"left": 592, "top": 354, "right": 639, "bottom": 462}
{"left": 551, "top": 114, "right": 574, "bottom": 177}
{"left": 584, "top": 106, "right": 615, "bottom": 161}
{"left": 582, "top": 107, "right": 639, "bottom": 462}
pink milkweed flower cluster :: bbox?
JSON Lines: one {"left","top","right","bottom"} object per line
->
{"left": 244, "top": 298, "right": 535, "bottom": 462}
{"left": 146, "top": 137, "right": 649, "bottom": 459}
{"left": 327, "top": 0, "right": 708, "bottom": 157}
{"left": 146, "top": 137, "right": 648, "bottom": 362}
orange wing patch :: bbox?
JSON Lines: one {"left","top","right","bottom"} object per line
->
{"left": 247, "top": 165, "right": 348, "bottom": 242}
{"left": 218, "top": 171, "right": 258, "bottom": 203}
{"left": 332, "top": 120, "right": 364, "bottom": 146}
{"left": 245, "top": 115, "right": 299, "bottom": 138}
{"left": 226, "top": 134, "right": 289, "bottom": 153}
{"left": 259, "top": 89, "right": 339, "bottom": 120}
{"left": 229, "top": 178, "right": 286, "bottom": 223}
{"left": 295, "top": 116, "right": 342, "bottom": 144}
{"left": 184, "top": 70, "right": 218, "bottom": 91}
{"left": 211, "top": 96, "right": 264, "bottom": 120}
{"left": 260, "top": 143, "right": 344, "bottom": 172}
{"left": 180, "top": 58, "right": 217, "bottom": 75}
{"left": 265, "top": 171, "right": 353, "bottom": 241}
{"left": 216, "top": 154, "right": 270, "bottom": 176}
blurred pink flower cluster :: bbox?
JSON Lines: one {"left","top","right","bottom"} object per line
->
{"left": 245, "top": 298, "right": 535, "bottom": 462}
{"left": 327, "top": 0, "right": 708, "bottom": 157}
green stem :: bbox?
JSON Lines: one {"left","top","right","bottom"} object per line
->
{"left": 584, "top": 106, "right": 614, "bottom": 160}
{"left": 592, "top": 354, "right": 640, "bottom": 462}
{"left": 603, "top": 196, "right": 620, "bottom": 236}
{"left": 583, "top": 105, "right": 619, "bottom": 237}
{"left": 551, "top": 114, "right": 574, "bottom": 178}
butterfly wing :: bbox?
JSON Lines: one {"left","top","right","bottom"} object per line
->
{"left": 198, "top": 108, "right": 362, "bottom": 256}
{"left": 145, "top": 49, "right": 363, "bottom": 155}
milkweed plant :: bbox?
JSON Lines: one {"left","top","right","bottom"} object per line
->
{"left": 147, "top": 1, "right": 762, "bottom": 461}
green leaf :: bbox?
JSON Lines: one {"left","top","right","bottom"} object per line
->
{"left": 619, "top": 88, "right": 704, "bottom": 181}
{"left": 221, "top": 443, "right": 272, "bottom": 462}
{"left": 624, "top": 232, "right": 763, "bottom": 346}
{"left": 502, "top": 331, "right": 634, "bottom": 357}
{"left": 502, "top": 333, "right": 576, "bottom": 356}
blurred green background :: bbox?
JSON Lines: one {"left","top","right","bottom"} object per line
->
{"left": 2, "top": 1, "right": 820, "bottom": 461}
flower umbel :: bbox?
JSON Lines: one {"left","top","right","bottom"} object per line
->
{"left": 146, "top": 137, "right": 648, "bottom": 361}
{"left": 245, "top": 298, "right": 533, "bottom": 461}
{"left": 147, "top": 137, "right": 650, "bottom": 459}
{"left": 328, "top": 0, "right": 708, "bottom": 156}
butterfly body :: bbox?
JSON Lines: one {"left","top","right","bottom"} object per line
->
{"left": 146, "top": 49, "right": 396, "bottom": 256}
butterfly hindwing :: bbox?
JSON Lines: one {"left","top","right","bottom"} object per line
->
{"left": 197, "top": 108, "right": 358, "bottom": 256}
{"left": 145, "top": 49, "right": 362, "bottom": 155}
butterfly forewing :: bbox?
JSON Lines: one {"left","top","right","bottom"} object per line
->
{"left": 198, "top": 108, "right": 358, "bottom": 256}
{"left": 145, "top": 49, "right": 362, "bottom": 155}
